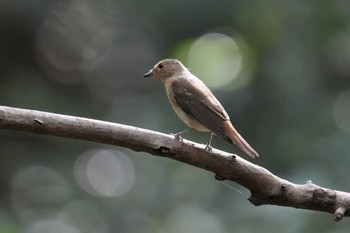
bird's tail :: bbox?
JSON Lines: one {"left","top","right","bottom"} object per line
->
{"left": 223, "top": 121, "right": 259, "bottom": 159}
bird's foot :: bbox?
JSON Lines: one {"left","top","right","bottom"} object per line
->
{"left": 171, "top": 128, "right": 192, "bottom": 142}
{"left": 205, "top": 144, "right": 212, "bottom": 152}
{"left": 171, "top": 132, "right": 183, "bottom": 142}
{"left": 205, "top": 133, "right": 214, "bottom": 152}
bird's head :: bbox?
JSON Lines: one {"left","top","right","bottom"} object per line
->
{"left": 143, "top": 59, "right": 190, "bottom": 82}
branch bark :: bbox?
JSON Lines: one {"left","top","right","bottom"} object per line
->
{"left": 0, "top": 105, "right": 349, "bottom": 222}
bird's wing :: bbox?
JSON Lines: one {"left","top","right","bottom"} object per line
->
{"left": 171, "top": 77, "right": 231, "bottom": 142}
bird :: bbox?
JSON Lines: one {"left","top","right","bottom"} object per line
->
{"left": 143, "top": 58, "right": 259, "bottom": 159}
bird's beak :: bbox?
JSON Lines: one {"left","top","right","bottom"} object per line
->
{"left": 143, "top": 70, "right": 152, "bottom": 78}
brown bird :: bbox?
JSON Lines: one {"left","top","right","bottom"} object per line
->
{"left": 143, "top": 59, "right": 259, "bottom": 159}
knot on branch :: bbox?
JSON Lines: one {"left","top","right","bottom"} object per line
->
{"left": 312, "top": 188, "right": 336, "bottom": 207}
{"left": 248, "top": 183, "right": 289, "bottom": 206}
{"left": 155, "top": 146, "right": 172, "bottom": 157}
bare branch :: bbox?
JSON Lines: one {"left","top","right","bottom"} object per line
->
{"left": 0, "top": 105, "right": 349, "bottom": 221}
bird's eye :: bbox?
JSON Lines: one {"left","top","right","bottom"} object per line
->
{"left": 158, "top": 63, "right": 164, "bottom": 69}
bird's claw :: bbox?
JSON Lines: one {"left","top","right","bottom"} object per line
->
{"left": 171, "top": 133, "right": 183, "bottom": 142}
{"left": 205, "top": 144, "right": 212, "bottom": 152}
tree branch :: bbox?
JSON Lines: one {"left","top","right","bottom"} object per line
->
{"left": 0, "top": 105, "right": 349, "bottom": 222}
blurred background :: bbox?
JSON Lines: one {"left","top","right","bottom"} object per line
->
{"left": 0, "top": 0, "right": 350, "bottom": 232}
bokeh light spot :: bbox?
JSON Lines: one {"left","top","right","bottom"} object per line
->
{"left": 12, "top": 166, "right": 70, "bottom": 223}
{"left": 24, "top": 219, "right": 80, "bottom": 233}
{"left": 160, "top": 204, "right": 225, "bottom": 233}
{"left": 35, "top": 1, "right": 118, "bottom": 84}
{"left": 74, "top": 150, "right": 135, "bottom": 197}
{"left": 333, "top": 90, "right": 350, "bottom": 133}
{"left": 187, "top": 32, "right": 244, "bottom": 89}
{"left": 61, "top": 200, "right": 108, "bottom": 233}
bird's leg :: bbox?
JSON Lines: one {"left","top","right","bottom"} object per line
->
{"left": 205, "top": 133, "right": 214, "bottom": 151}
{"left": 171, "top": 128, "right": 193, "bottom": 140}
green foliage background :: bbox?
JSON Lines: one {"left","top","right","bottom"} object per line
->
{"left": 1, "top": 0, "right": 350, "bottom": 232}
